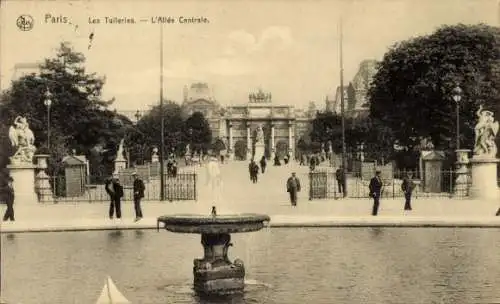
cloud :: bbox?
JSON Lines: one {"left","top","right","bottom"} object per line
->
{"left": 224, "top": 26, "right": 294, "bottom": 56}
{"left": 203, "top": 57, "right": 257, "bottom": 76}
{"left": 259, "top": 26, "right": 293, "bottom": 48}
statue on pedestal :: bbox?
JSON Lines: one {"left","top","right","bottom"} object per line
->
{"left": 473, "top": 105, "right": 499, "bottom": 158}
{"left": 116, "top": 139, "right": 125, "bottom": 161}
{"left": 255, "top": 125, "right": 264, "bottom": 143}
{"left": 8, "top": 116, "right": 36, "bottom": 164}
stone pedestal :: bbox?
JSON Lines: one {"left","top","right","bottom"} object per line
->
{"left": 254, "top": 144, "right": 265, "bottom": 161}
{"left": 114, "top": 159, "right": 127, "bottom": 173}
{"left": 34, "top": 154, "right": 54, "bottom": 203}
{"left": 454, "top": 149, "right": 471, "bottom": 198}
{"left": 7, "top": 163, "right": 38, "bottom": 204}
{"left": 469, "top": 157, "right": 500, "bottom": 200}
{"left": 193, "top": 233, "right": 245, "bottom": 296}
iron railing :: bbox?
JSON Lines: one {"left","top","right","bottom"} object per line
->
{"left": 39, "top": 172, "right": 197, "bottom": 203}
{"left": 307, "top": 169, "right": 473, "bottom": 200}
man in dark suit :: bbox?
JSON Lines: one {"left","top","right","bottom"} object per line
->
{"left": 401, "top": 171, "right": 415, "bottom": 211}
{"left": 369, "top": 170, "right": 384, "bottom": 216}
{"left": 248, "top": 160, "right": 254, "bottom": 181}
{"left": 132, "top": 172, "right": 145, "bottom": 222}
{"left": 3, "top": 177, "right": 15, "bottom": 221}
{"left": 335, "top": 166, "right": 346, "bottom": 197}
{"left": 286, "top": 172, "right": 301, "bottom": 206}
{"left": 260, "top": 156, "right": 267, "bottom": 174}
{"left": 251, "top": 161, "right": 259, "bottom": 183}
{"left": 105, "top": 174, "right": 124, "bottom": 219}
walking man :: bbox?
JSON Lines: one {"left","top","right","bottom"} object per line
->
{"left": 105, "top": 174, "right": 124, "bottom": 219}
{"left": 286, "top": 172, "right": 301, "bottom": 206}
{"left": 260, "top": 156, "right": 267, "bottom": 174}
{"left": 369, "top": 170, "right": 384, "bottom": 216}
{"left": 401, "top": 171, "right": 415, "bottom": 211}
{"left": 3, "top": 177, "right": 15, "bottom": 221}
{"left": 335, "top": 166, "right": 346, "bottom": 197}
{"left": 132, "top": 172, "right": 145, "bottom": 222}
{"left": 251, "top": 161, "right": 260, "bottom": 183}
{"left": 248, "top": 160, "right": 254, "bottom": 181}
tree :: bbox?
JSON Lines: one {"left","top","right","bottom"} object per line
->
{"left": 369, "top": 24, "right": 500, "bottom": 152}
{"left": 212, "top": 138, "right": 226, "bottom": 155}
{"left": 310, "top": 111, "right": 343, "bottom": 152}
{"left": 125, "top": 101, "right": 185, "bottom": 163}
{"left": 0, "top": 42, "right": 127, "bottom": 177}
{"left": 184, "top": 111, "right": 212, "bottom": 153}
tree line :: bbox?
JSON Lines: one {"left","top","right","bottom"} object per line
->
{"left": 309, "top": 23, "right": 500, "bottom": 169}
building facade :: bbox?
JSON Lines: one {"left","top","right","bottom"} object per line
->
{"left": 182, "top": 84, "right": 314, "bottom": 160}
{"left": 326, "top": 59, "right": 378, "bottom": 118}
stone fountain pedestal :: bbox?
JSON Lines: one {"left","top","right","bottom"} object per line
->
{"left": 7, "top": 162, "right": 38, "bottom": 204}
{"left": 157, "top": 209, "right": 270, "bottom": 297}
{"left": 469, "top": 156, "right": 500, "bottom": 200}
{"left": 254, "top": 143, "right": 265, "bottom": 162}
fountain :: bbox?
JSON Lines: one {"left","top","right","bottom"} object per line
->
{"left": 157, "top": 207, "right": 270, "bottom": 297}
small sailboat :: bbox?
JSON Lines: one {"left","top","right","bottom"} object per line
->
{"left": 96, "top": 276, "right": 131, "bottom": 304}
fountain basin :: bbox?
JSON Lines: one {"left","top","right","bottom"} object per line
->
{"left": 157, "top": 214, "right": 270, "bottom": 234}
{"left": 157, "top": 211, "right": 270, "bottom": 297}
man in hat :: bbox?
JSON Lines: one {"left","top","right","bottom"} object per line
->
{"left": 369, "top": 170, "right": 384, "bottom": 216}
{"left": 401, "top": 171, "right": 415, "bottom": 211}
{"left": 3, "top": 176, "right": 15, "bottom": 221}
{"left": 132, "top": 172, "right": 145, "bottom": 222}
{"left": 106, "top": 174, "right": 124, "bottom": 219}
{"left": 286, "top": 172, "right": 301, "bottom": 206}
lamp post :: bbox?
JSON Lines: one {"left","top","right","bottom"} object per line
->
{"left": 44, "top": 88, "right": 53, "bottom": 149}
{"left": 159, "top": 23, "right": 166, "bottom": 201}
{"left": 339, "top": 18, "right": 348, "bottom": 197}
{"left": 452, "top": 85, "right": 462, "bottom": 150}
{"left": 134, "top": 110, "right": 142, "bottom": 124}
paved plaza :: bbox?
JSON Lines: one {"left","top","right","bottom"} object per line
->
{"left": 1, "top": 161, "right": 500, "bottom": 233}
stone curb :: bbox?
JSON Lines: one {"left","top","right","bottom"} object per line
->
{"left": 2, "top": 216, "right": 500, "bottom": 233}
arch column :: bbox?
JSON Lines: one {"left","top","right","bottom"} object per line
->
{"left": 246, "top": 121, "right": 252, "bottom": 160}
{"left": 270, "top": 122, "right": 275, "bottom": 160}
{"left": 288, "top": 121, "right": 295, "bottom": 160}
{"left": 227, "top": 121, "right": 233, "bottom": 160}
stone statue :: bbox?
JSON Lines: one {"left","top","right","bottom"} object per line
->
{"left": 255, "top": 125, "right": 264, "bottom": 143}
{"left": 474, "top": 105, "right": 499, "bottom": 158}
{"left": 8, "top": 116, "right": 36, "bottom": 164}
{"left": 116, "top": 139, "right": 125, "bottom": 161}
{"left": 185, "top": 144, "right": 191, "bottom": 156}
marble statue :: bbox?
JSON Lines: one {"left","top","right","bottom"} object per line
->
{"left": 8, "top": 116, "right": 36, "bottom": 164}
{"left": 473, "top": 105, "right": 499, "bottom": 158}
{"left": 255, "top": 125, "right": 264, "bottom": 143}
{"left": 116, "top": 139, "right": 125, "bottom": 161}
{"left": 205, "top": 155, "right": 222, "bottom": 204}
{"left": 185, "top": 144, "right": 191, "bottom": 156}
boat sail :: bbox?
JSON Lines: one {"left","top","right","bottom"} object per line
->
{"left": 96, "top": 276, "right": 130, "bottom": 304}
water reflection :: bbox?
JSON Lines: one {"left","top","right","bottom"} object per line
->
{"left": 369, "top": 227, "right": 384, "bottom": 237}
{"left": 3, "top": 229, "right": 500, "bottom": 304}
{"left": 107, "top": 230, "right": 123, "bottom": 240}
{"left": 134, "top": 230, "right": 144, "bottom": 239}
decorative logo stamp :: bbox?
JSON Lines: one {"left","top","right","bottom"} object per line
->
{"left": 16, "top": 14, "right": 34, "bottom": 31}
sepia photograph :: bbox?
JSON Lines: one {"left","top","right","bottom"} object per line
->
{"left": 1, "top": 0, "right": 500, "bottom": 303}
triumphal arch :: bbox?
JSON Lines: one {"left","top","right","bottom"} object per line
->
{"left": 222, "top": 89, "right": 311, "bottom": 161}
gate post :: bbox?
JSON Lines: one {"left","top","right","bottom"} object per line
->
{"left": 308, "top": 172, "right": 312, "bottom": 200}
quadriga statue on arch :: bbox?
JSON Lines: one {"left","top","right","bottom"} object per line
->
{"left": 473, "top": 105, "right": 499, "bottom": 158}
{"left": 8, "top": 116, "right": 36, "bottom": 165}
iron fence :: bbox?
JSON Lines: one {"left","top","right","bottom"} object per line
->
{"left": 307, "top": 169, "right": 473, "bottom": 200}
{"left": 40, "top": 172, "right": 197, "bottom": 203}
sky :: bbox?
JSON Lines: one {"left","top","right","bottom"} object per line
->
{"left": 1, "top": 0, "right": 498, "bottom": 111}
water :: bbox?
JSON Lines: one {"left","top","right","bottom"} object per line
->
{"left": 2, "top": 228, "right": 500, "bottom": 304}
